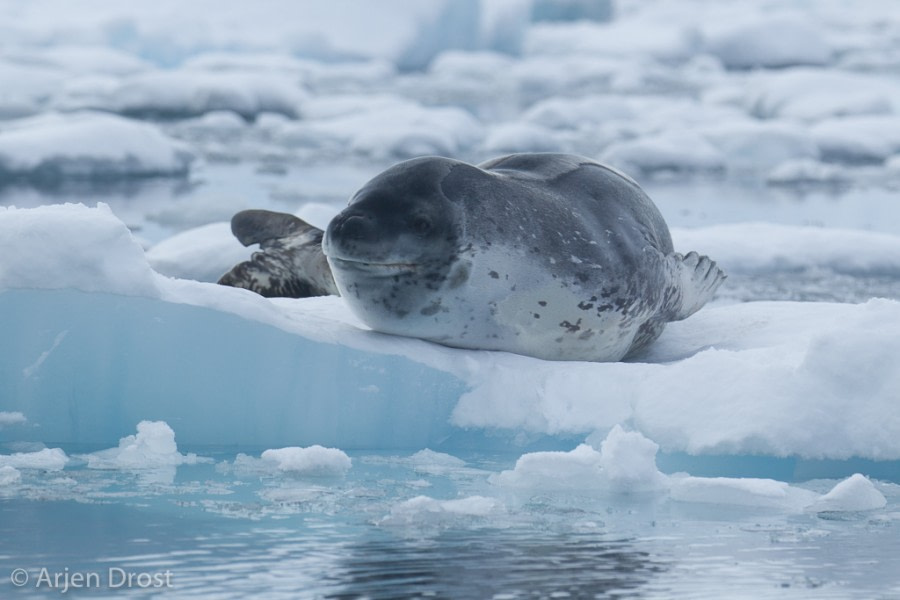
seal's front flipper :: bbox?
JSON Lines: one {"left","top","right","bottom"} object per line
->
{"left": 668, "top": 251, "right": 726, "bottom": 320}
{"left": 218, "top": 209, "right": 338, "bottom": 298}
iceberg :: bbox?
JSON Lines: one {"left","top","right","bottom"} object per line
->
{"left": 2, "top": 203, "right": 899, "bottom": 472}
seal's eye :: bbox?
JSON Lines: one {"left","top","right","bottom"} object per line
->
{"left": 410, "top": 216, "right": 432, "bottom": 236}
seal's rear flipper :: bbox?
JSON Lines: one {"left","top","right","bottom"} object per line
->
{"left": 218, "top": 209, "right": 338, "bottom": 298}
{"left": 669, "top": 251, "right": 726, "bottom": 321}
{"left": 231, "top": 209, "right": 312, "bottom": 249}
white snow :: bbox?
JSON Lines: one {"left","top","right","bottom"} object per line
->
{"left": 0, "top": 112, "right": 193, "bottom": 179}
{"left": 260, "top": 445, "right": 352, "bottom": 476}
{"left": 84, "top": 420, "right": 206, "bottom": 469}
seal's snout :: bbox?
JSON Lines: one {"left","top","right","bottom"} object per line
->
{"left": 324, "top": 211, "right": 382, "bottom": 261}
{"left": 329, "top": 212, "right": 375, "bottom": 242}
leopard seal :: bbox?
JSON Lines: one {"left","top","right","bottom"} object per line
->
{"left": 220, "top": 153, "right": 725, "bottom": 361}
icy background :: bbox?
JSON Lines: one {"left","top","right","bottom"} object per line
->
{"left": 2, "top": 0, "right": 900, "bottom": 597}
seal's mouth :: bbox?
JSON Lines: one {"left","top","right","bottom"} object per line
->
{"left": 329, "top": 257, "right": 418, "bottom": 275}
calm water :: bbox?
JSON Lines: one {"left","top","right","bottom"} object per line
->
{"left": 2, "top": 453, "right": 899, "bottom": 599}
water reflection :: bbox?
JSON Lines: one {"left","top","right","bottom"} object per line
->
{"left": 326, "top": 530, "right": 668, "bottom": 600}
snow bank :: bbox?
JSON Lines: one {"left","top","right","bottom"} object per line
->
{"left": 260, "top": 445, "right": 352, "bottom": 476}
{"left": 84, "top": 420, "right": 206, "bottom": 469}
{"left": 0, "top": 112, "right": 193, "bottom": 182}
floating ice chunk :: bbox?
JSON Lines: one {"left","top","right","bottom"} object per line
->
{"left": 482, "top": 122, "right": 564, "bottom": 153}
{"left": 261, "top": 446, "right": 352, "bottom": 476}
{"left": 745, "top": 68, "right": 898, "bottom": 121}
{"left": 521, "top": 95, "right": 635, "bottom": 131}
{"left": 493, "top": 444, "right": 604, "bottom": 490}
{"left": 810, "top": 115, "right": 900, "bottom": 164}
{"left": 0, "top": 112, "right": 193, "bottom": 182}
{"left": 524, "top": 20, "right": 699, "bottom": 62}
{"left": 0, "top": 448, "right": 68, "bottom": 471}
{"left": 379, "top": 495, "right": 501, "bottom": 528}
{"left": 0, "top": 61, "right": 67, "bottom": 118}
{"left": 670, "top": 475, "right": 818, "bottom": 511}
{"left": 174, "top": 110, "right": 248, "bottom": 142}
{"left": 594, "top": 426, "right": 668, "bottom": 493}
{"left": 146, "top": 222, "right": 250, "bottom": 283}
{"left": 107, "top": 71, "right": 305, "bottom": 119}
{"left": 85, "top": 421, "right": 206, "bottom": 469}
{"left": 405, "top": 449, "right": 467, "bottom": 475}
{"left": 699, "top": 120, "right": 819, "bottom": 171}
{"left": 600, "top": 129, "right": 725, "bottom": 175}
{"left": 496, "top": 427, "right": 667, "bottom": 493}
{"left": 531, "top": 0, "right": 612, "bottom": 23}
{"left": 0, "top": 465, "right": 21, "bottom": 485}
{"left": 0, "top": 203, "right": 158, "bottom": 296}
{"left": 276, "top": 98, "right": 483, "bottom": 159}
{"left": 428, "top": 50, "right": 516, "bottom": 81}
{"left": 766, "top": 159, "right": 849, "bottom": 186}
{"left": 887, "top": 155, "right": 900, "bottom": 173}
{"left": 5, "top": 45, "right": 152, "bottom": 77}
{"left": 0, "top": 412, "right": 27, "bottom": 427}
{"left": 705, "top": 19, "right": 832, "bottom": 69}
{"left": 672, "top": 223, "right": 900, "bottom": 276}
{"left": 807, "top": 474, "right": 887, "bottom": 513}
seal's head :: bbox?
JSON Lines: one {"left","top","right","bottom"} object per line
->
{"left": 323, "top": 157, "right": 477, "bottom": 335}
